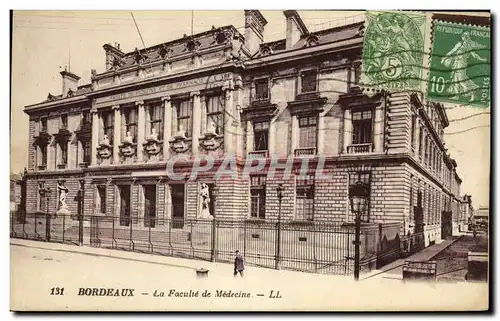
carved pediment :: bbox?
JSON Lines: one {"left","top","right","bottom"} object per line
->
{"left": 336, "top": 86, "right": 384, "bottom": 109}
{"left": 53, "top": 128, "right": 72, "bottom": 144}
{"left": 169, "top": 134, "right": 191, "bottom": 154}
{"left": 158, "top": 44, "right": 173, "bottom": 59}
{"left": 119, "top": 141, "right": 136, "bottom": 157}
{"left": 34, "top": 131, "right": 51, "bottom": 146}
{"left": 241, "top": 101, "right": 278, "bottom": 122}
{"left": 143, "top": 136, "right": 162, "bottom": 156}
{"left": 288, "top": 93, "right": 328, "bottom": 115}
{"left": 199, "top": 132, "right": 223, "bottom": 151}
{"left": 96, "top": 143, "right": 112, "bottom": 159}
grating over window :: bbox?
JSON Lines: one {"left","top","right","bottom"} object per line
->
{"left": 301, "top": 71, "right": 317, "bottom": 93}
{"left": 174, "top": 99, "right": 192, "bottom": 138}
{"left": 352, "top": 109, "right": 373, "bottom": 144}
{"left": 295, "top": 174, "right": 314, "bottom": 221}
{"left": 253, "top": 120, "right": 269, "bottom": 151}
{"left": 205, "top": 95, "right": 224, "bottom": 135}
{"left": 250, "top": 176, "right": 266, "bottom": 219}
{"left": 299, "top": 116, "right": 317, "bottom": 148}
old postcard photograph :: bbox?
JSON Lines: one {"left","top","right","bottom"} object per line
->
{"left": 9, "top": 8, "right": 491, "bottom": 312}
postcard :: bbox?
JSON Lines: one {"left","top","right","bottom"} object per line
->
{"left": 10, "top": 9, "right": 490, "bottom": 311}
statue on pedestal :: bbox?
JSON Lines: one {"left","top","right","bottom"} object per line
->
{"left": 199, "top": 183, "right": 213, "bottom": 219}
{"left": 100, "top": 134, "right": 110, "bottom": 147}
{"left": 57, "top": 182, "right": 70, "bottom": 215}
{"left": 123, "top": 131, "right": 134, "bottom": 144}
{"left": 149, "top": 127, "right": 159, "bottom": 141}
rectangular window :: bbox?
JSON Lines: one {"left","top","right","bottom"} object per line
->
{"left": 60, "top": 114, "right": 68, "bottom": 129}
{"left": 96, "top": 185, "right": 106, "bottom": 215}
{"left": 205, "top": 95, "right": 224, "bottom": 135}
{"left": 250, "top": 176, "right": 266, "bottom": 219}
{"left": 352, "top": 109, "right": 373, "bottom": 144}
{"left": 296, "top": 174, "right": 314, "bottom": 221}
{"left": 119, "top": 185, "right": 131, "bottom": 227}
{"left": 174, "top": 99, "right": 192, "bottom": 138}
{"left": 102, "top": 110, "right": 114, "bottom": 145}
{"left": 301, "top": 70, "right": 317, "bottom": 93}
{"left": 254, "top": 78, "right": 269, "bottom": 101}
{"left": 424, "top": 135, "right": 429, "bottom": 165}
{"left": 299, "top": 116, "right": 317, "bottom": 148}
{"left": 148, "top": 103, "right": 164, "bottom": 139}
{"left": 40, "top": 117, "right": 48, "bottom": 132}
{"left": 143, "top": 185, "right": 157, "bottom": 228}
{"left": 82, "top": 141, "right": 91, "bottom": 164}
{"left": 124, "top": 107, "right": 138, "bottom": 142}
{"left": 253, "top": 120, "right": 269, "bottom": 151}
{"left": 38, "top": 145, "right": 47, "bottom": 169}
{"left": 59, "top": 143, "right": 67, "bottom": 167}
{"left": 82, "top": 110, "right": 92, "bottom": 126}
{"left": 411, "top": 115, "right": 416, "bottom": 151}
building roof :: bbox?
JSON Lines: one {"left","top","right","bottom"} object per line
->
{"left": 475, "top": 206, "right": 489, "bottom": 217}
{"left": 256, "top": 21, "right": 363, "bottom": 57}
{"left": 10, "top": 173, "right": 22, "bottom": 183}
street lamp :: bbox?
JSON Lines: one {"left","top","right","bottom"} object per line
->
{"left": 275, "top": 184, "right": 284, "bottom": 270}
{"left": 348, "top": 180, "right": 370, "bottom": 281}
{"left": 78, "top": 179, "right": 85, "bottom": 246}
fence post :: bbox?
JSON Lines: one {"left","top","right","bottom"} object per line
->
{"left": 62, "top": 214, "right": 66, "bottom": 243}
{"left": 210, "top": 218, "right": 217, "bottom": 262}
{"left": 275, "top": 221, "right": 281, "bottom": 270}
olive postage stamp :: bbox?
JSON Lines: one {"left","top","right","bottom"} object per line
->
{"left": 361, "top": 11, "right": 431, "bottom": 92}
{"left": 426, "top": 20, "right": 491, "bottom": 108}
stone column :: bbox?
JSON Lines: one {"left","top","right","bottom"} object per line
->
{"left": 91, "top": 109, "right": 99, "bottom": 165}
{"left": 343, "top": 109, "right": 352, "bottom": 153}
{"left": 136, "top": 100, "right": 145, "bottom": 162}
{"left": 191, "top": 91, "right": 201, "bottom": 156}
{"left": 317, "top": 114, "right": 325, "bottom": 155}
{"left": 246, "top": 120, "right": 254, "bottom": 154}
{"left": 162, "top": 96, "right": 172, "bottom": 160}
{"left": 290, "top": 115, "right": 298, "bottom": 155}
{"left": 112, "top": 105, "right": 121, "bottom": 164}
{"left": 223, "top": 83, "right": 234, "bottom": 155}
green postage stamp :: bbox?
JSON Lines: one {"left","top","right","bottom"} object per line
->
{"left": 427, "top": 21, "right": 491, "bottom": 108}
{"left": 361, "top": 11, "right": 430, "bottom": 92}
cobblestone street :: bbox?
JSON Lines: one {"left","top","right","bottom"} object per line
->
{"left": 433, "top": 232, "right": 489, "bottom": 282}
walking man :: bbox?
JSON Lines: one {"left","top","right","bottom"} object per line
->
{"left": 234, "top": 250, "right": 244, "bottom": 277}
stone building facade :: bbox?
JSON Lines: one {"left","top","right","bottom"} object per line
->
{"left": 23, "top": 10, "right": 463, "bottom": 248}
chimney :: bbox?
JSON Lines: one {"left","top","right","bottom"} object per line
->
{"left": 103, "top": 42, "right": 125, "bottom": 70}
{"left": 60, "top": 68, "right": 80, "bottom": 98}
{"left": 244, "top": 10, "right": 267, "bottom": 56}
{"left": 283, "top": 10, "right": 309, "bottom": 49}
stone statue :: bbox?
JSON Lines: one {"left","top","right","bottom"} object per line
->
{"left": 176, "top": 124, "right": 186, "bottom": 138}
{"left": 100, "top": 134, "right": 110, "bottom": 146}
{"left": 149, "top": 127, "right": 159, "bottom": 141}
{"left": 199, "top": 183, "right": 213, "bottom": 219}
{"left": 57, "top": 182, "right": 70, "bottom": 214}
{"left": 123, "top": 131, "right": 134, "bottom": 144}
{"left": 207, "top": 120, "right": 217, "bottom": 135}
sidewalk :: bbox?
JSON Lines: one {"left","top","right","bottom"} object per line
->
{"left": 10, "top": 238, "right": 348, "bottom": 283}
{"left": 361, "top": 235, "right": 463, "bottom": 281}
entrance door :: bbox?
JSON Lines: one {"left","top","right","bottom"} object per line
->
{"left": 171, "top": 184, "right": 185, "bottom": 229}
{"left": 119, "top": 186, "right": 131, "bottom": 226}
{"left": 441, "top": 211, "right": 452, "bottom": 239}
{"left": 144, "top": 185, "right": 156, "bottom": 228}
{"left": 412, "top": 189, "right": 425, "bottom": 252}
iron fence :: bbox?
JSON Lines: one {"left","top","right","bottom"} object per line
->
{"left": 10, "top": 211, "right": 401, "bottom": 276}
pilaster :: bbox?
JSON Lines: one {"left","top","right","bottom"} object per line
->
{"left": 136, "top": 100, "right": 145, "bottom": 162}
{"left": 112, "top": 105, "right": 121, "bottom": 164}
{"left": 162, "top": 96, "right": 172, "bottom": 160}
{"left": 191, "top": 91, "right": 201, "bottom": 156}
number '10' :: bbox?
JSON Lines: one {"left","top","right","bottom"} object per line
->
{"left": 431, "top": 76, "right": 446, "bottom": 93}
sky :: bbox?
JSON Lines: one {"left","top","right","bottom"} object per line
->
{"left": 10, "top": 10, "right": 490, "bottom": 208}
